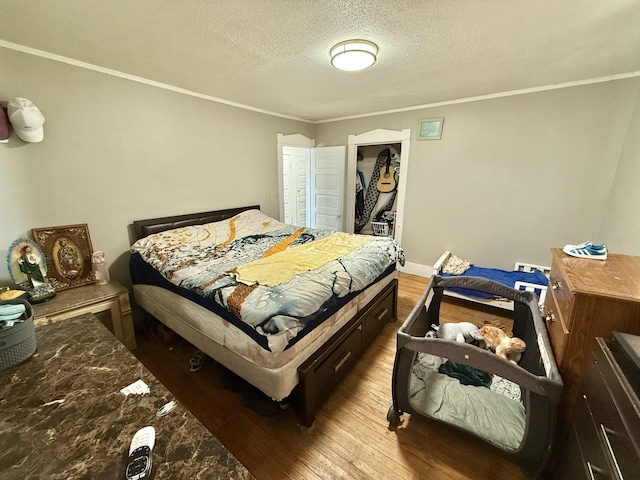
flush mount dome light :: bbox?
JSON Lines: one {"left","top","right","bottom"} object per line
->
{"left": 330, "top": 40, "right": 378, "bottom": 71}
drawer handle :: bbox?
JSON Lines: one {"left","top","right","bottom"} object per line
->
{"left": 586, "top": 461, "right": 606, "bottom": 480}
{"left": 375, "top": 308, "right": 389, "bottom": 322}
{"left": 600, "top": 424, "right": 623, "bottom": 479}
{"left": 551, "top": 280, "right": 561, "bottom": 291}
{"left": 545, "top": 310, "right": 555, "bottom": 323}
{"left": 333, "top": 351, "right": 352, "bottom": 372}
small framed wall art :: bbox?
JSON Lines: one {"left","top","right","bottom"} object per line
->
{"left": 417, "top": 117, "right": 444, "bottom": 140}
{"left": 31, "top": 224, "right": 96, "bottom": 291}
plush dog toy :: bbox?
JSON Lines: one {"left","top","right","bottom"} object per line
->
{"left": 433, "top": 322, "right": 483, "bottom": 344}
{"left": 479, "top": 325, "right": 526, "bottom": 363}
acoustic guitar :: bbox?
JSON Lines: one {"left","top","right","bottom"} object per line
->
{"left": 376, "top": 152, "right": 397, "bottom": 193}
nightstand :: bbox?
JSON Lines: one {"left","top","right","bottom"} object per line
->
{"left": 32, "top": 281, "right": 136, "bottom": 350}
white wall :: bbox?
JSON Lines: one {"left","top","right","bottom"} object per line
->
{"left": 316, "top": 79, "right": 639, "bottom": 270}
{"left": 598, "top": 82, "right": 640, "bottom": 255}
{"left": 2, "top": 46, "right": 638, "bottom": 292}
{"left": 0, "top": 47, "right": 313, "bottom": 288}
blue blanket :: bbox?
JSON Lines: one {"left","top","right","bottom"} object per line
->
{"left": 441, "top": 266, "right": 548, "bottom": 298}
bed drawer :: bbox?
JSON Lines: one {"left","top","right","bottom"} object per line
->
{"left": 296, "top": 279, "right": 398, "bottom": 427}
{"left": 297, "top": 323, "right": 363, "bottom": 423}
{"left": 313, "top": 325, "right": 363, "bottom": 390}
{"left": 543, "top": 289, "right": 569, "bottom": 366}
{"left": 362, "top": 284, "right": 395, "bottom": 345}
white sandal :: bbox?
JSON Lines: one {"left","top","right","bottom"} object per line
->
{"left": 189, "top": 350, "right": 206, "bottom": 372}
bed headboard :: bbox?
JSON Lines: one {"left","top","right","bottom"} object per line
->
{"left": 132, "top": 205, "right": 260, "bottom": 240}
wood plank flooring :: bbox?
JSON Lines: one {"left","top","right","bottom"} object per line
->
{"left": 132, "top": 273, "right": 527, "bottom": 480}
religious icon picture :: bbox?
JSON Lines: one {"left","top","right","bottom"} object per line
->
{"left": 7, "top": 238, "right": 56, "bottom": 302}
{"left": 31, "top": 224, "right": 96, "bottom": 291}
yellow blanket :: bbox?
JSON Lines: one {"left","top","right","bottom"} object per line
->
{"left": 229, "top": 232, "right": 370, "bottom": 287}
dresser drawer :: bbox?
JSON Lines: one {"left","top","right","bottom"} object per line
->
{"left": 588, "top": 345, "right": 640, "bottom": 479}
{"left": 548, "top": 265, "right": 575, "bottom": 328}
{"left": 572, "top": 393, "right": 614, "bottom": 479}
{"left": 562, "top": 427, "right": 598, "bottom": 479}
{"left": 543, "top": 290, "right": 569, "bottom": 366}
{"left": 362, "top": 285, "right": 395, "bottom": 345}
{"left": 583, "top": 365, "right": 627, "bottom": 443}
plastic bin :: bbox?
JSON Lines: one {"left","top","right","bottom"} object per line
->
{"left": 0, "top": 299, "right": 36, "bottom": 370}
{"left": 372, "top": 222, "right": 390, "bottom": 236}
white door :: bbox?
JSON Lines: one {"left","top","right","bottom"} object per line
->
{"left": 282, "top": 147, "right": 309, "bottom": 227}
{"left": 277, "top": 134, "right": 345, "bottom": 231}
{"left": 311, "top": 146, "right": 345, "bottom": 230}
{"left": 277, "top": 133, "right": 315, "bottom": 224}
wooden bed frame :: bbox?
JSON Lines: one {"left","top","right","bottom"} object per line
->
{"left": 131, "top": 205, "right": 398, "bottom": 427}
{"left": 432, "top": 250, "right": 550, "bottom": 311}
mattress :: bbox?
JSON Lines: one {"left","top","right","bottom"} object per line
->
{"left": 441, "top": 266, "right": 548, "bottom": 299}
{"left": 133, "top": 271, "right": 396, "bottom": 400}
{"left": 410, "top": 353, "right": 525, "bottom": 451}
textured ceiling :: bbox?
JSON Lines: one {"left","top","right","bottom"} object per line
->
{"left": 1, "top": 0, "right": 639, "bottom": 122}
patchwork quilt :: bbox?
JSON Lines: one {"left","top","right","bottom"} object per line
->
{"left": 130, "top": 209, "right": 404, "bottom": 353}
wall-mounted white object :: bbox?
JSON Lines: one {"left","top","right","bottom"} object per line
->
{"left": 7, "top": 97, "right": 45, "bottom": 143}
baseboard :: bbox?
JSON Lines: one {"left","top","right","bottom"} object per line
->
{"left": 398, "top": 261, "right": 433, "bottom": 278}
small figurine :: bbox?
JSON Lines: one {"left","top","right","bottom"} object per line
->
{"left": 7, "top": 238, "right": 56, "bottom": 303}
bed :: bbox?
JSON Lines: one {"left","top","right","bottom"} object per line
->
{"left": 433, "top": 250, "right": 550, "bottom": 311}
{"left": 387, "top": 275, "right": 563, "bottom": 477}
{"left": 129, "top": 205, "right": 403, "bottom": 426}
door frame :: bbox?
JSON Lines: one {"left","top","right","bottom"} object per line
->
{"left": 346, "top": 128, "right": 411, "bottom": 246}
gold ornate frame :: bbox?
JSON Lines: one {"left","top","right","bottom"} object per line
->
{"left": 31, "top": 224, "right": 95, "bottom": 291}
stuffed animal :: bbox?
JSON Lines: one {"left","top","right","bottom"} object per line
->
{"left": 433, "top": 322, "right": 483, "bottom": 344}
{"left": 479, "top": 325, "right": 526, "bottom": 363}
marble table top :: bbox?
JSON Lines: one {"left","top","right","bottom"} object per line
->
{"left": 0, "top": 314, "right": 255, "bottom": 480}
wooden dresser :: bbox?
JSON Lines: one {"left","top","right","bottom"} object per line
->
{"left": 543, "top": 248, "right": 640, "bottom": 423}
{"left": 551, "top": 332, "right": 640, "bottom": 479}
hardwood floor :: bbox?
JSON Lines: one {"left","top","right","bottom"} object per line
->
{"left": 132, "top": 273, "right": 527, "bottom": 480}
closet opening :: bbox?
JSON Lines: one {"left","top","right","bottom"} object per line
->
{"left": 355, "top": 143, "right": 401, "bottom": 237}
{"left": 346, "top": 128, "right": 411, "bottom": 246}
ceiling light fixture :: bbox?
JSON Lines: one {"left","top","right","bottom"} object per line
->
{"left": 330, "top": 40, "right": 378, "bottom": 72}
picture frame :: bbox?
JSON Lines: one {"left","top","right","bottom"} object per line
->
{"left": 417, "top": 117, "right": 444, "bottom": 140}
{"left": 31, "top": 224, "right": 96, "bottom": 291}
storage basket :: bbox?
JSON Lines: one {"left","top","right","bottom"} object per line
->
{"left": 0, "top": 299, "right": 36, "bottom": 371}
{"left": 372, "top": 222, "right": 389, "bottom": 236}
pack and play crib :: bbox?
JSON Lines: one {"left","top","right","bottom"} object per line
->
{"left": 387, "top": 275, "right": 563, "bottom": 477}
